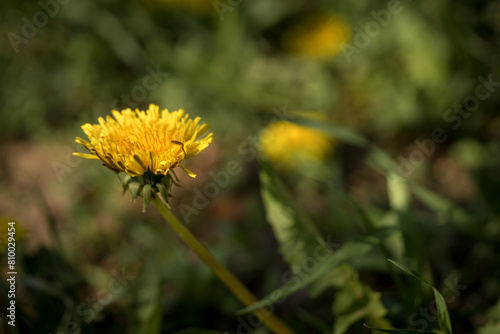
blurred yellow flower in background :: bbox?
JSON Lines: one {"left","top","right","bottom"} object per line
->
{"left": 260, "top": 119, "right": 334, "bottom": 170}
{"left": 74, "top": 104, "right": 213, "bottom": 178}
{"left": 282, "top": 14, "right": 351, "bottom": 60}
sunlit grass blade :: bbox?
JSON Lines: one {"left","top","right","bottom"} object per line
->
{"left": 388, "top": 259, "right": 453, "bottom": 334}
{"left": 386, "top": 171, "right": 423, "bottom": 312}
{"left": 387, "top": 172, "right": 410, "bottom": 212}
{"left": 236, "top": 228, "right": 394, "bottom": 315}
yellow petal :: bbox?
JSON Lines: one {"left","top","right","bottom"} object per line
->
{"left": 197, "top": 123, "right": 210, "bottom": 136}
{"left": 179, "top": 164, "right": 197, "bottom": 178}
{"left": 73, "top": 152, "right": 100, "bottom": 160}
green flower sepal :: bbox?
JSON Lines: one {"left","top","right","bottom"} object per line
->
{"left": 120, "top": 171, "right": 180, "bottom": 212}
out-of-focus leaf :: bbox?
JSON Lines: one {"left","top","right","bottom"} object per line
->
{"left": 485, "top": 298, "right": 500, "bottom": 322}
{"left": 476, "top": 297, "right": 500, "bottom": 334}
{"left": 389, "top": 259, "right": 452, "bottom": 334}
{"left": 260, "top": 157, "right": 346, "bottom": 295}
{"left": 259, "top": 160, "right": 393, "bottom": 331}
{"left": 237, "top": 228, "right": 393, "bottom": 314}
{"left": 128, "top": 252, "right": 163, "bottom": 334}
{"left": 259, "top": 159, "right": 330, "bottom": 272}
{"left": 478, "top": 323, "right": 500, "bottom": 334}
{"left": 333, "top": 279, "right": 391, "bottom": 334}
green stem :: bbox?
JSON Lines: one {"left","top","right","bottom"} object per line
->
{"left": 151, "top": 196, "right": 295, "bottom": 334}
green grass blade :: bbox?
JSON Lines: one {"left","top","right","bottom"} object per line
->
{"left": 388, "top": 259, "right": 434, "bottom": 287}
{"left": 433, "top": 289, "right": 453, "bottom": 334}
{"left": 388, "top": 259, "right": 452, "bottom": 334}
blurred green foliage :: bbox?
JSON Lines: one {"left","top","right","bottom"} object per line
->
{"left": 1, "top": 0, "right": 500, "bottom": 333}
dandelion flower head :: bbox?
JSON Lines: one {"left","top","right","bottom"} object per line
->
{"left": 74, "top": 104, "right": 213, "bottom": 178}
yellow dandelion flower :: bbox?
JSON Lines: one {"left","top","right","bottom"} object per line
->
{"left": 260, "top": 120, "right": 333, "bottom": 170}
{"left": 74, "top": 104, "right": 213, "bottom": 178}
{"left": 74, "top": 104, "right": 213, "bottom": 210}
{"left": 282, "top": 14, "right": 351, "bottom": 60}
